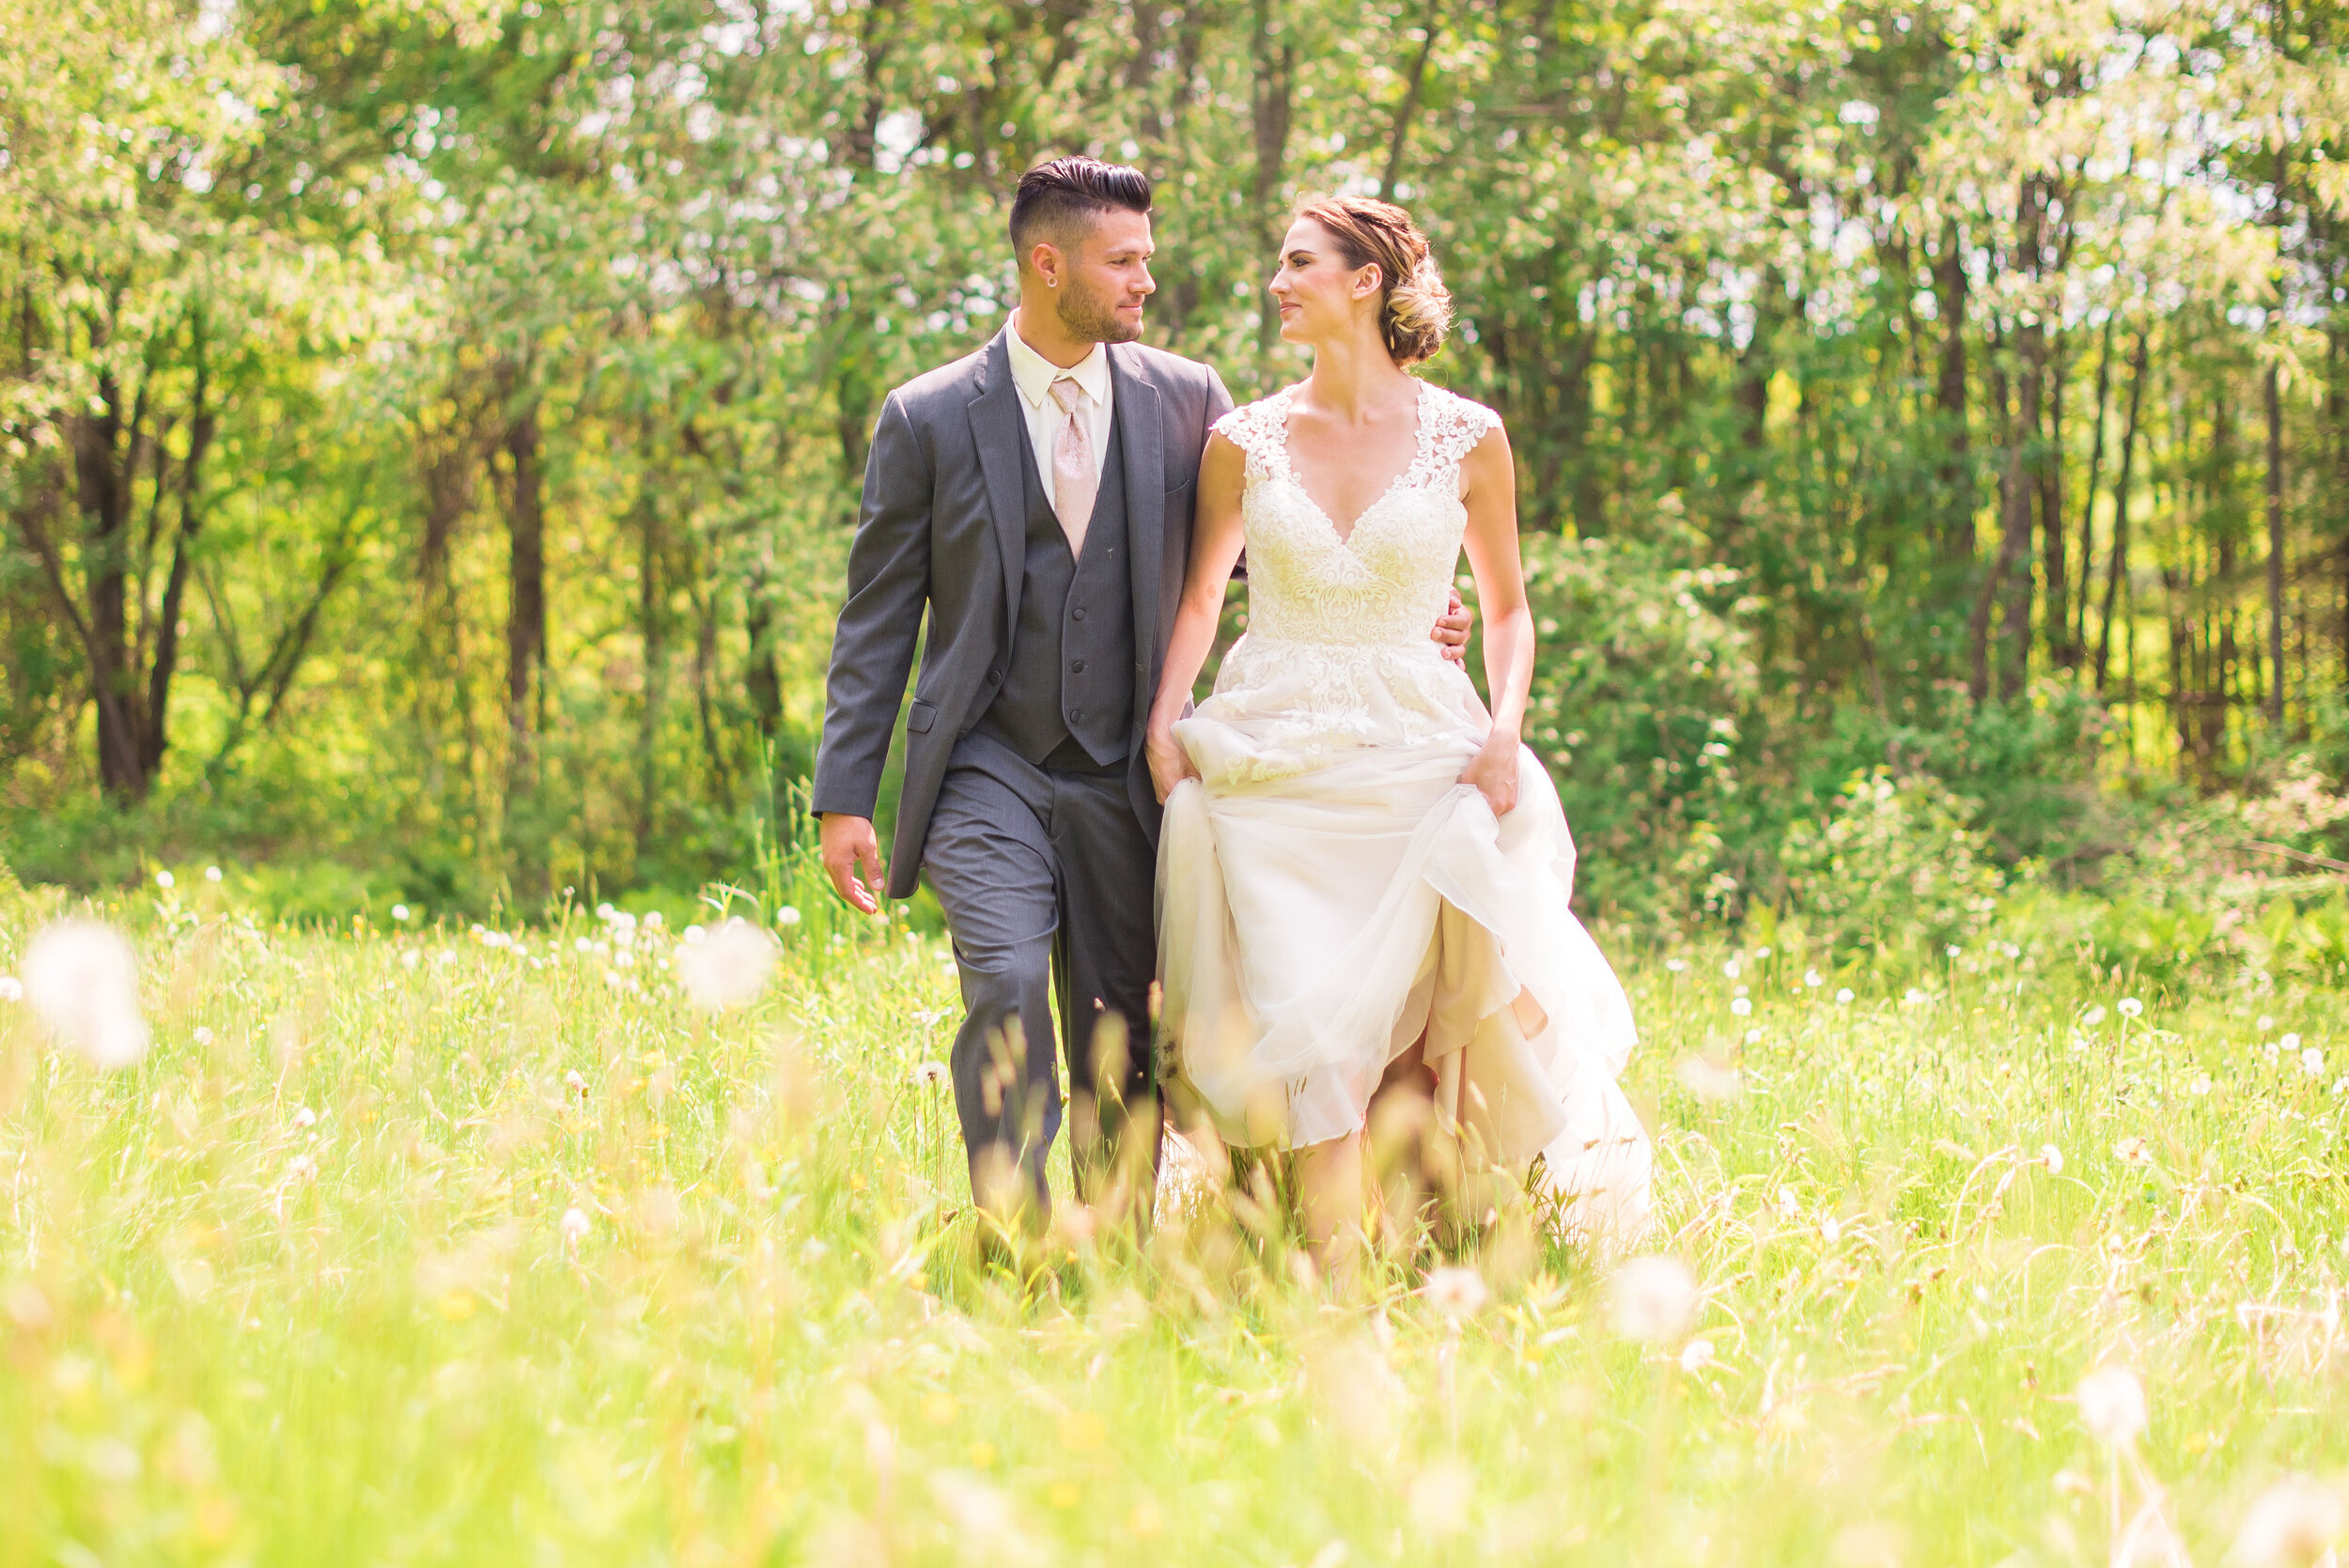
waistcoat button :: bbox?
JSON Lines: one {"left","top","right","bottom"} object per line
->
{"left": 1071, "top": 607, "right": 1087, "bottom": 621}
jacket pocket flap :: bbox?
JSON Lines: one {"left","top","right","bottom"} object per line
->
{"left": 906, "top": 699, "right": 937, "bottom": 735}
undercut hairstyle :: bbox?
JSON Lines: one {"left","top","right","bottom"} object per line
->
{"left": 1009, "top": 156, "right": 1153, "bottom": 267}
{"left": 1293, "top": 194, "right": 1455, "bottom": 366}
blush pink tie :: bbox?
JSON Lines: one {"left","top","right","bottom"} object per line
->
{"left": 1048, "top": 377, "right": 1097, "bottom": 558}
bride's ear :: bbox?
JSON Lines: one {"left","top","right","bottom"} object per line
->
{"left": 1352, "top": 263, "right": 1384, "bottom": 301}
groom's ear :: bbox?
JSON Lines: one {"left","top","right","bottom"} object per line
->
{"left": 1024, "top": 238, "right": 1066, "bottom": 287}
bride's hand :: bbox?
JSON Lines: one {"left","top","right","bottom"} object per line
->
{"left": 1147, "top": 722, "right": 1198, "bottom": 803}
{"left": 1459, "top": 733, "right": 1520, "bottom": 815}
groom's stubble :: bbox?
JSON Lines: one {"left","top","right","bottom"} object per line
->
{"left": 1053, "top": 261, "right": 1145, "bottom": 345}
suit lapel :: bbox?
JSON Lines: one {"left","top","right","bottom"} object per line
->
{"left": 967, "top": 332, "right": 1026, "bottom": 637}
{"left": 1111, "top": 345, "right": 1165, "bottom": 706}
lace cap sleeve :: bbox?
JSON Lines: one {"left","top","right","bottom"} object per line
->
{"left": 1212, "top": 396, "right": 1288, "bottom": 481}
{"left": 1423, "top": 387, "right": 1503, "bottom": 469}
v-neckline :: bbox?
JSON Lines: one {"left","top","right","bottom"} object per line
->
{"left": 1275, "top": 381, "right": 1428, "bottom": 548}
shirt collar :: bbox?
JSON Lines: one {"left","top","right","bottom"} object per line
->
{"left": 1006, "top": 312, "right": 1111, "bottom": 410}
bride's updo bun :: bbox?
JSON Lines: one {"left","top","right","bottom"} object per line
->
{"left": 1295, "top": 195, "right": 1454, "bottom": 366}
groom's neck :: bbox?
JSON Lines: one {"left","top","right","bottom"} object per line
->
{"left": 1010, "top": 302, "right": 1095, "bottom": 370}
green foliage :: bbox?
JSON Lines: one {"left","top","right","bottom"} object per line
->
{"left": 1775, "top": 769, "right": 2006, "bottom": 962}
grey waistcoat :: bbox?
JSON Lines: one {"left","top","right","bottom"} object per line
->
{"left": 974, "top": 416, "right": 1135, "bottom": 769}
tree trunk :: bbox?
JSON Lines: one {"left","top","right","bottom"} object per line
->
{"left": 142, "top": 326, "right": 213, "bottom": 781}
{"left": 2093, "top": 330, "right": 2152, "bottom": 691}
{"left": 72, "top": 368, "right": 146, "bottom": 798}
{"left": 1250, "top": 0, "right": 1294, "bottom": 350}
{"left": 1969, "top": 352, "right": 2029, "bottom": 704}
{"left": 1934, "top": 220, "right": 1971, "bottom": 563}
{"left": 2073, "top": 313, "right": 2117, "bottom": 655}
{"left": 504, "top": 396, "right": 547, "bottom": 767}
{"left": 2040, "top": 331, "right": 2071, "bottom": 669}
{"left": 2266, "top": 360, "right": 2286, "bottom": 728}
{"left": 1377, "top": 0, "right": 1442, "bottom": 198}
{"left": 635, "top": 481, "right": 663, "bottom": 864}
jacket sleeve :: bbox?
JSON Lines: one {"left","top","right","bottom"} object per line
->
{"left": 812, "top": 392, "right": 930, "bottom": 821}
{"left": 1203, "top": 362, "right": 1236, "bottom": 430}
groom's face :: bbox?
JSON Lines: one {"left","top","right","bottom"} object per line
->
{"left": 1047, "top": 210, "right": 1156, "bottom": 344}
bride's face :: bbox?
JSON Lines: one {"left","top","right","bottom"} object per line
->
{"left": 1268, "top": 218, "right": 1381, "bottom": 348}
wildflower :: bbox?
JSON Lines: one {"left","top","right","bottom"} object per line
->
{"left": 1674, "top": 1055, "right": 1743, "bottom": 1103}
{"left": 0, "top": 977, "right": 20, "bottom": 1003}
{"left": 194, "top": 1026, "right": 215, "bottom": 1047}
{"left": 1606, "top": 1256, "right": 1698, "bottom": 1343}
{"left": 565, "top": 1070, "right": 586, "bottom": 1095}
{"left": 2113, "top": 1137, "right": 2154, "bottom": 1168}
{"left": 23, "top": 920, "right": 149, "bottom": 1069}
{"left": 291, "top": 1107, "right": 317, "bottom": 1129}
{"left": 204, "top": 865, "right": 222, "bottom": 883}
{"left": 776, "top": 906, "right": 803, "bottom": 928}
{"left": 1803, "top": 970, "right": 1823, "bottom": 988}
{"left": 2231, "top": 1476, "right": 2346, "bottom": 1568}
{"left": 1902, "top": 987, "right": 1928, "bottom": 1006}
{"left": 2302, "top": 1048, "right": 2326, "bottom": 1079}
{"left": 1677, "top": 1337, "right": 1716, "bottom": 1374}
{"left": 2075, "top": 1364, "right": 2148, "bottom": 1448}
{"left": 1664, "top": 958, "right": 1688, "bottom": 973}
{"left": 1946, "top": 944, "right": 1962, "bottom": 958}
{"left": 1835, "top": 988, "right": 1854, "bottom": 1004}
{"left": 1721, "top": 959, "right": 1741, "bottom": 981}
{"left": 2118, "top": 997, "right": 2144, "bottom": 1018}
{"left": 1423, "top": 1265, "right": 1488, "bottom": 1319}
{"left": 560, "top": 1208, "right": 591, "bottom": 1248}
{"left": 1730, "top": 997, "right": 1752, "bottom": 1017}
{"left": 912, "top": 1060, "right": 951, "bottom": 1088}
{"left": 2190, "top": 1073, "right": 2212, "bottom": 1096}
{"left": 2083, "top": 1005, "right": 2108, "bottom": 1026}
{"left": 2041, "top": 1143, "right": 2064, "bottom": 1176}
{"left": 677, "top": 919, "right": 778, "bottom": 1011}
{"left": 391, "top": 905, "right": 412, "bottom": 923}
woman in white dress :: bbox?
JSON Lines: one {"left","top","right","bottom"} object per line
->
{"left": 1145, "top": 197, "right": 1651, "bottom": 1271}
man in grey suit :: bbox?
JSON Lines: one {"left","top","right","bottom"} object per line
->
{"left": 813, "top": 156, "right": 1467, "bottom": 1225}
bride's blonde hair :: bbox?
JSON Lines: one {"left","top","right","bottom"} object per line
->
{"left": 1293, "top": 195, "right": 1454, "bottom": 366}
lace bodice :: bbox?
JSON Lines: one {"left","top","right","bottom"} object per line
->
{"left": 1214, "top": 381, "right": 1501, "bottom": 648}
{"left": 1175, "top": 381, "right": 1504, "bottom": 785}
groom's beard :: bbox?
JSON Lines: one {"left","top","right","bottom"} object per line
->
{"left": 1057, "top": 283, "right": 1143, "bottom": 344}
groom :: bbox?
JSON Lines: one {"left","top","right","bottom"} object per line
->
{"left": 813, "top": 155, "right": 1468, "bottom": 1222}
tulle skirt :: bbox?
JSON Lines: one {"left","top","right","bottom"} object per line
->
{"left": 1157, "top": 702, "right": 1653, "bottom": 1240}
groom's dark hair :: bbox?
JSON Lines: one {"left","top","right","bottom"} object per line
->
{"left": 1010, "top": 156, "right": 1152, "bottom": 264}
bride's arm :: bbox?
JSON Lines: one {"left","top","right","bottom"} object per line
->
{"left": 1145, "top": 431, "right": 1249, "bottom": 802}
{"left": 1457, "top": 423, "right": 1535, "bottom": 815}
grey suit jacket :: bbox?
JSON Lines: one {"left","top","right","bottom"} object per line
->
{"left": 813, "top": 327, "right": 1234, "bottom": 901}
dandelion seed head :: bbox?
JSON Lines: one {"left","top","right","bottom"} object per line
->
{"left": 1946, "top": 944, "right": 1962, "bottom": 958}
{"left": 1819, "top": 1216, "right": 1843, "bottom": 1244}
{"left": 776, "top": 906, "right": 803, "bottom": 927}
{"left": 1835, "top": 987, "right": 1854, "bottom": 1004}
{"left": 1664, "top": 957, "right": 1688, "bottom": 972}
{"left": 1803, "top": 970, "right": 1822, "bottom": 988}
{"left": 2119, "top": 998, "right": 2144, "bottom": 1018}
{"left": 204, "top": 865, "right": 222, "bottom": 883}
{"left": 1675, "top": 1055, "right": 1744, "bottom": 1102}
{"left": 2190, "top": 1073, "right": 2212, "bottom": 1096}
{"left": 1730, "top": 997, "right": 1752, "bottom": 1017}
{"left": 1722, "top": 959, "right": 1740, "bottom": 979}
{"left": 2075, "top": 1364, "right": 2147, "bottom": 1448}
{"left": 287, "top": 1154, "right": 318, "bottom": 1181}
{"left": 2113, "top": 1136, "right": 2154, "bottom": 1167}
{"left": 560, "top": 1207, "right": 591, "bottom": 1247}
{"left": 1423, "top": 1265, "right": 1487, "bottom": 1319}
{"left": 912, "top": 1059, "right": 951, "bottom": 1088}
{"left": 391, "top": 904, "right": 411, "bottom": 923}
{"left": 1677, "top": 1337, "right": 1716, "bottom": 1374}
{"left": 194, "top": 1026, "right": 215, "bottom": 1047}
{"left": 1605, "top": 1255, "right": 1699, "bottom": 1343}
{"left": 1754, "top": 946, "right": 1771, "bottom": 958}
{"left": 2302, "top": 1048, "right": 2326, "bottom": 1079}
{"left": 2084, "top": 1005, "right": 2108, "bottom": 1026}
{"left": 0, "top": 976, "right": 21, "bottom": 1003}
{"left": 23, "top": 920, "right": 149, "bottom": 1069}
{"left": 291, "top": 1107, "right": 317, "bottom": 1129}
{"left": 677, "top": 919, "right": 778, "bottom": 1011}
{"left": 2231, "top": 1476, "right": 2346, "bottom": 1568}
{"left": 2041, "top": 1143, "right": 2064, "bottom": 1175}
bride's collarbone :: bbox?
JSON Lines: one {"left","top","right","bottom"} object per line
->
{"left": 1280, "top": 392, "right": 1426, "bottom": 537}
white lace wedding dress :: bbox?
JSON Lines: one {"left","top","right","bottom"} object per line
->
{"left": 1156, "top": 380, "right": 1652, "bottom": 1238}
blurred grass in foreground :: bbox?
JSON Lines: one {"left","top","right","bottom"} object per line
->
{"left": 3, "top": 876, "right": 2348, "bottom": 1567}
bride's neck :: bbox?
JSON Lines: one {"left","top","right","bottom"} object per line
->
{"left": 1302, "top": 329, "right": 1414, "bottom": 420}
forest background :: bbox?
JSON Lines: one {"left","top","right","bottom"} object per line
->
{"left": 5, "top": 0, "right": 2348, "bottom": 960}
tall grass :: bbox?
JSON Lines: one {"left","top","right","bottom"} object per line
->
{"left": 3, "top": 876, "right": 2346, "bottom": 1565}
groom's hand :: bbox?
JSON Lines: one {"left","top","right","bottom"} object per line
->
{"left": 819, "top": 814, "right": 888, "bottom": 916}
{"left": 1433, "top": 587, "right": 1472, "bottom": 663}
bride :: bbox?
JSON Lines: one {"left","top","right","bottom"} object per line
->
{"left": 1145, "top": 196, "right": 1651, "bottom": 1272}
